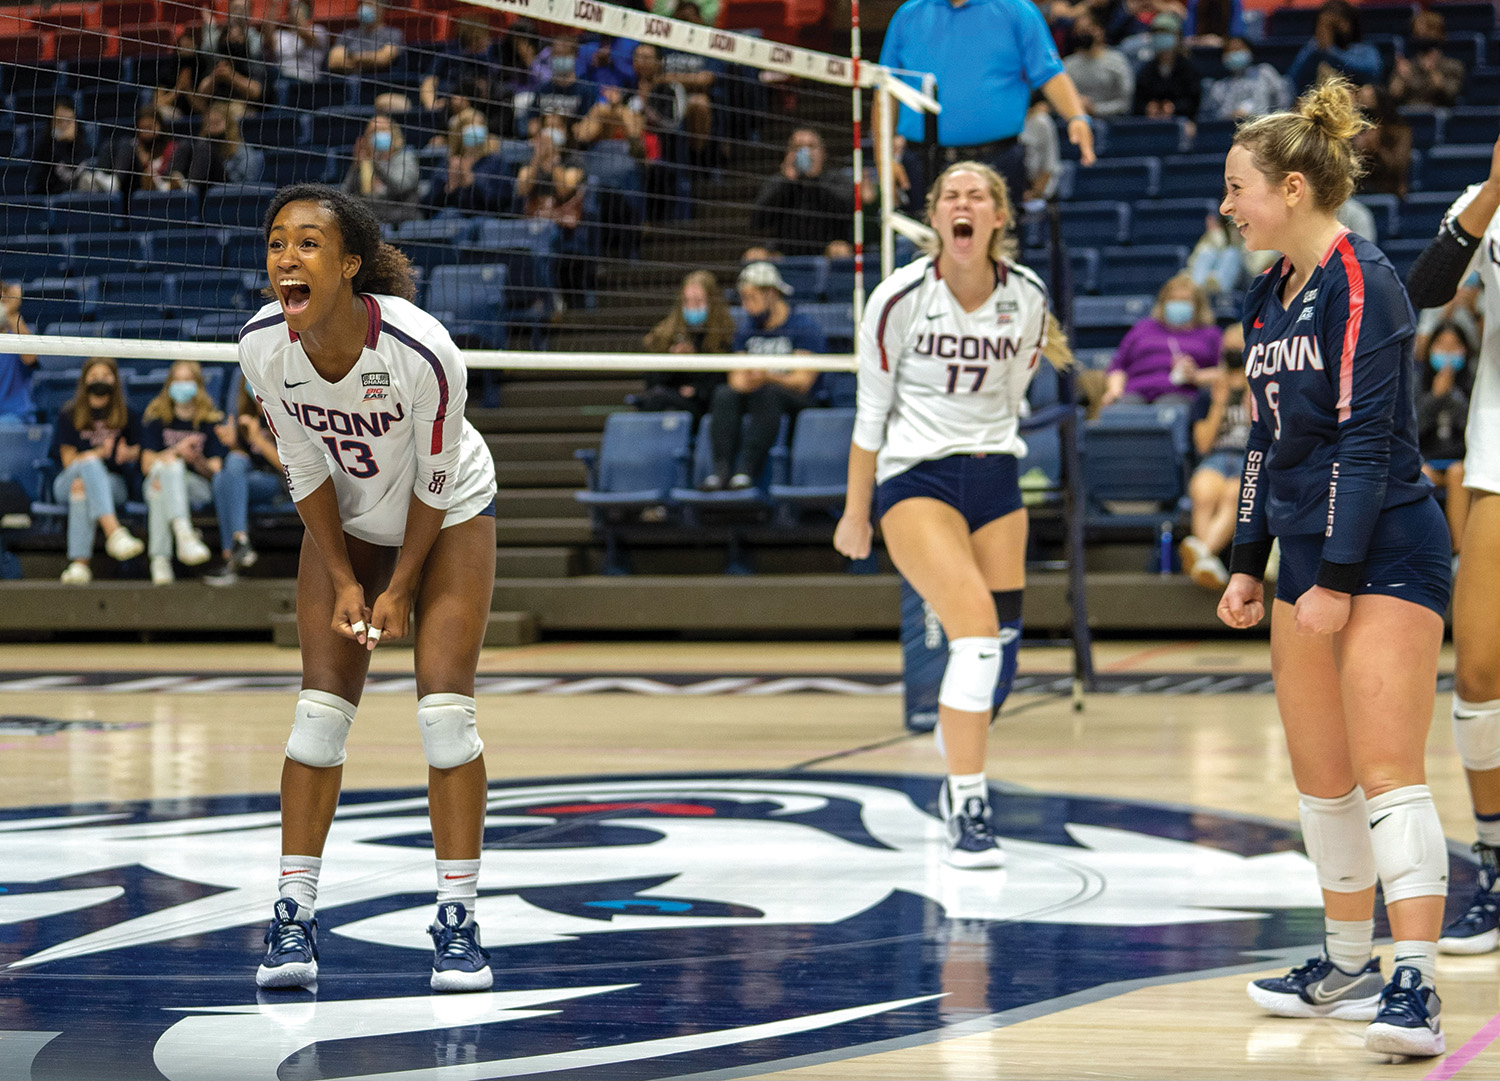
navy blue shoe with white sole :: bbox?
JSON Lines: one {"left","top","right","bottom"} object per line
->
{"left": 256, "top": 897, "right": 318, "bottom": 989}
{"left": 428, "top": 902, "right": 493, "bottom": 993}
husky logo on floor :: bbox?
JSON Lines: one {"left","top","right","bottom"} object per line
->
{"left": 0, "top": 772, "right": 1458, "bottom": 1081}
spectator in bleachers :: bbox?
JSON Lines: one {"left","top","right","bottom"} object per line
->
{"left": 196, "top": 0, "right": 267, "bottom": 108}
{"left": 0, "top": 284, "right": 37, "bottom": 423}
{"left": 1352, "top": 83, "right": 1410, "bottom": 198}
{"left": 578, "top": 36, "right": 640, "bottom": 96}
{"left": 173, "top": 101, "right": 265, "bottom": 191}
{"left": 1188, "top": 211, "right": 1276, "bottom": 298}
{"left": 328, "top": 0, "right": 404, "bottom": 76}
{"left": 431, "top": 108, "right": 510, "bottom": 213}
{"left": 1286, "top": 0, "right": 1381, "bottom": 93}
{"left": 267, "top": 0, "right": 330, "bottom": 86}
{"left": 1200, "top": 38, "right": 1291, "bottom": 122}
{"left": 1062, "top": 11, "right": 1135, "bottom": 118}
{"left": 750, "top": 129, "right": 851, "bottom": 257}
{"left": 1182, "top": 0, "right": 1244, "bottom": 46}
{"left": 575, "top": 84, "right": 646, "bottom": 149}
{"left": 1020, "top": 93, "right": 1060, "bottom": 201}
{"left": 139, "top": 361, "right": 223, "bottom": 586}
{"left": 1389, "top": 12, "right": 1466, "bottom": 111}
{"left": 639, "top": 270, "right": 733, "bottom": 420}
{"left": 699, "top": 262, "right": 826, "bottom": 491}
{"left": 1132, "top": 13, "right": 1201, "bottom": 122}
{"left": 527, "top": 39, "right": 595, "bottom": 138}
{"left": 498, "top": 18, "right": 545, "bottom": 94}
{"left": 629, "top": 43, "right": 686, "bottom": 150}
{"left": 152, "top": 27, "right": 210, "bottom": 120}
{"left": 651, "top": 0, "right": 720, "bottom": 25}
{"left": 1417, "top": 321, "right": 1477, "bottom": 558}
{"left": 25, "top": 100, "right": 99, "bottom": 196}
{"left": 1180, "top": 323, "right": 1249, "bottom": 589}
{"left": 422, "top": 19, "right": 506, "bottom": 124}
{"left": 1105, "top": 0, "right": 1164, "bottom": 46}
{"left": 207, "top": 381, "right": 284, "bottom": 584}
{"left": 51, "top": 358, "right": 146, "bottom": 586}
{"left": 107, "top": 106, "right": 186, "bottom": 198}
{"left": 516, "top": 115, "right": 589, "bottom": 305}
{"left": 655, "top": 2, "right": 717, "bottom": 165}
{"left": 1101, "top": 272, "right": 1221, "bottom": 407}
{"left": 341, "top": 115, "right": 421, "bottom": 225}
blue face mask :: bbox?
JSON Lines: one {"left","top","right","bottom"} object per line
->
{"left": 168, "top": 380, "right": 198, "bottom": 404}
{"left": 552, "top": 54, "right": 574, "bottom": 77}
{"left": 1430, "top": 351, "right": 1466, "bottom": 371}
{"left": 793, "top": 146, "right": 814, "bottom": 176}
{"left": 682, "top": 305, "right": 708, "bottom": 327}
{"left": 1163, "top": 299, "right": 1195, "bottom": 327}
{"left": 1151, "top": 32, "right": 1178, "bottom": 53}
{"left": 358, "top": 4, "right": 377, "bottom": 26}
{"left": 1223, "top": 50, "right": 1251, "bottom": 73}
{"left": 371, "top": 130, "right": 392, "bottom": 153}
{"left": 461, "top": 124, "right": 487, "bottom": 149}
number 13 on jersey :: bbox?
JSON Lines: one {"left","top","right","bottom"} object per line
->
{"left": 322, "top": 436, "right": 379, "bottom": 478}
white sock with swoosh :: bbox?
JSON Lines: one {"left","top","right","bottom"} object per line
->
{"left": 278, "top": 855, "right": 321, "bottom": 914}
{"left": 436, "top": 858, "right": 481, "bottom": 923}
{"left": 1324, "top": 917, "right": 1372, "bottom": 974}
{"left": 1391, "top": 939, "right": 1437, "bottom": 986}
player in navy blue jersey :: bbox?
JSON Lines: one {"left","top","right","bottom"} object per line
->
{"left": 1216, "top": 79, "right": 1452, "bottom": 1059}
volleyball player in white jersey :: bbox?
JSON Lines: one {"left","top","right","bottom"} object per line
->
{"left": 239, "top": 185, "right": 498, "bottom": 993}
{"left": 1407, "top": 137, "right": 1500, "bottom": 955}
{"left": 834, "top": 162, "right": 1058, "bottom": 868}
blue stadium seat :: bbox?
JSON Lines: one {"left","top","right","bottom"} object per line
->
{"left": 1063, "top": 156, "right": 1161, "bottom": 202}
{"left": 396, "top": 217, "right": 478, "bottom": 243}
{"left": 1398, "top": 191, "right": 1462, "bottom": 239}
{"left": 1, "top": 197, "right": 52, "bottom": 236}
{"left": 1420, "top": 145, "right": 1494, "bottom": 193}
{"left": 1022, "top": 245, "right": 1100, "bottom": 296}
{"left": 1432, "top": 2, "right": 1498, "bottom": 33}
{"left": 1267, "top": 6, "right": 1320, "bottom": 37}
{"left": 1081, "top": 421, "right": 1188, "bottom": 536}
{"left": 32, "top": 371, "right": 83, "bottom": 419}
{"left": 1155, "top": 154, "right": 1227, "bottom": 200}
{"left": 41, "top": 320, "right": 107, "bottom": 339}
{"left": 397, "top": 240, "right": 463, "bottom": 276}
{"left": 277, "top": 79, "right": 348, "bottom": 114}
{"left": 1459, "top": 66, "right": 1500, "bottom": 106}
{"left": 1072, "top": 293, "right": 1153, "bottom": 349}
{"left": 1381, "top": 238, "right": 1430, "bottom": 281}
{"left": 78, "top": 84, "right": 143, "bottom": 125}
{"left": 3, "top": 235, "right": 70, "bottom": 279}
{"left": 1399, "top": 109, "right": 1441, "bottom": 151}
{"left": 202, "top": 185, "right": 276, "bottom": 229}
{"left": 1027, "top": 356, "right": 1060, "bottom": 410}
{"left": 308, "top": 109, "right": 374, "bottom": 153}
{"left": 1093, "top": 400, "right": 1192, "bottom": 459}
{"left": 21, "top": 277, "right": 97, "bottom": 332}
{"left": 174, "top": 271, "right": 257, "bottom": 317}
{"left": 1356, "top": 193, "right": 1400, "bottom": 241}
{"left": 1442, "top": 108, "right": 1500, "bottom": 148}
{"left": 147, "top": 228, "right": 227, "bottom": 270}
{"left": 260, "top": 148, "right": 334, "bottom": 187}
{"left": 771, "top": 256, "right": 827, "bottom": 299}
{"left": 69, "top": 233, "right": 148, "bottom": 276}
{"left": 823, "top": 258, "right": 869, "bottom": 302}
{"left": 127, "top": 189, "right": 198, "bottom": 230}
{"left": 798, "top": 302, "right": 856, "bottom": 352}
{"left": 1051, "top": 200, "right": 1131, "bottom": 248}
{"left": 818, "top": 371, "right": 857, "bottom": 408}
{"left": 192, "top": 312, "right": 253, "bottom": 341}
{"left": 476, "top": 218, "right": 559, "bottom": 301}
{"left": 99, "top": 318, "right": 196, "bottom": 340}
{"left": 1098, "top": 245, "right": 1190, "bottom": 295}
{"left": 241, "top": 109, "right": 306, "bottom": 149}
{"left": 0, "top": 422, "right": 54, "bottom": 505}
{"left": 1057, "top": 116, "right": 1108, "bottom": 160}
{"left": 1189, "top": 119, "right": 1237, "bottom": 156}
{"left": 49, "top": 190, "right": 122, "bottom": 233}
{"left": 1131, "top": 199, "right": 1220, "bottom": 247}
{"left": 1439, "top": 31, "right": 1489, "bottom": 68}
{"left": 769, "top": 407, "right": 855, "bottom": 522}
{"left": 0, "top": 156, "right": 31, "bottom": 198}
{"left": 222, "top": 229, "right": 266, "bottom": 272}
{"left": 574, "top": 410, "right": 694, "bottom": 574}
{"left": 32, "top": 351, "right": 89, "bottom": 372}
{"left": 1019, "top": 423, "right": 1062, "bottom": 492}
{"left": 1099, "top": 118, "right": 1187, "bottom": 158}
{"left": 425, "top": 264, "right": 508, "bottom": 349}
{"left": 94, "top": 273, "right": 178, "bottom": 321}
{"left": 671, "top": 413, "right": 789, "bottom": 509}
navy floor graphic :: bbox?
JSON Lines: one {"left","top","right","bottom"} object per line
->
{"left": 1, "top": 670, "right": 1458, "bottom": 697}
{"left": 0, "top": 772, "right": 1480, "bottom": 1080}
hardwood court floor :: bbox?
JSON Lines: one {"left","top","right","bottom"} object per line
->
{"left": 0, "top": 638, "right": 1494, "bottom": 1081}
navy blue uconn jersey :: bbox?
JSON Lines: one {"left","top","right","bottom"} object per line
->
{"left": 1234, "top": 229, "right": 1430, "bottom": 579}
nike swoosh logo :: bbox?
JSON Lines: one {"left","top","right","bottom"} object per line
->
{"left": 977, "top": 653, "right": 997, "bottom": 659}
{"left": 1370, "top": 813, "right": 1393, "bottom": 828}
{"left": 926, "top": 312, "right": 944, "bottom": 320}
{"left": 283, "top": 379, "right": 311, "bottom": 388}
{"left": 1308, "top": 983, "right": 1353, "bottom": 1004}
{"left": 280, "top": 869, "right": 311, "bottom": 876}
{"left": 443, "top": 874, "right": 475, "bottom": 880}
{"left": 1253, "top": 317, "right": 1265, "bottom": 329}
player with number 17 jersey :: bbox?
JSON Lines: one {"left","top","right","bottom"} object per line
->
{"left": 237, "top": 293, "right": 496, "bottom": 547}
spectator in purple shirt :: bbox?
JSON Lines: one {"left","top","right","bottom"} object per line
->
{"left": 1102, "top": 273, "right": 1222, "bottom": 407}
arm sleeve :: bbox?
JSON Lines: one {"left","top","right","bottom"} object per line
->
{"left": 1228, "top": 407, "right": 1274, "bottom": 575}
{"left": 852, "top": 289, "right": 900, "bottom": 453}
{"left": 1018, "top": 1, "right": 1066, "bottom": 87}
{"left": 1315, "top": 266, "right": 1412, "bottom": 588}
{"left": 1405, "top": 187, "right": 1487, "bottom": 309}
{"left": 410, "top": 326, "right": 468, "bottom": 510}
{"left": 238, "top": 349, "right": 331, "bottom": 500}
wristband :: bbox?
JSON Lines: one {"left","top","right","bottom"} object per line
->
{"left": 1228, "top": 539, "right": 1273, "bottom": 579}
{"left": 1067, "top": 114, "right": 1092, "bottom": 126}
{"left": 1315, "top": 559, "right": 1363, "bottom": 594}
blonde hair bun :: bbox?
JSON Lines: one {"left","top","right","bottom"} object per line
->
{"left": 1297, "top": 76, "right": 1370, "bottom": 142}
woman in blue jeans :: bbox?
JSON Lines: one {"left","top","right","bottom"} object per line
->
{"left": 52, "top": 358, "right": 146, "bottom": 585}
{"left": 209, "top": 380, "right": 286, "bottom": 583}
{"left": 140, "top": 361, "right": 224, "bottom": 585}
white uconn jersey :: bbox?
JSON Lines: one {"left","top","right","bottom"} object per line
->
{"left": 855, "top": 255, "right": 1047, "bottom": 483}
{"left": 1447, "top": 185, "right": 1500, "bottom": 494}
{"left": 238, "top": 294, "right": 497, "bottom": 546}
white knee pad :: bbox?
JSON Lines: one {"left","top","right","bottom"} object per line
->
{"left": 418, "top": 693, "right": 484, "bottom": 769}
{"left": 1453, "top": 697, "right": 1500, "bottom": 772}
{"left": 938, "top": 636, "right": 1001, "bottom": 714}
{"left": 1298, "top": 787, "right": 1378, "bottom": 893}
{"left": 286, "top": 689, "right": 356, "bottom": 768}
{"left": 1367, "top": 785, "right": 1450, "bottom": 904}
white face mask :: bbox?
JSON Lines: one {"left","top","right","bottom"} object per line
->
{"left": 547, "top": 128, "right": 567, "bottom": 147}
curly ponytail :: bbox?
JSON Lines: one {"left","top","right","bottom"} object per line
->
{"left": 1233, "top": 76, "right": 1370, "bottom": 210}
{"left": 262, "top": 183, "right": 418, "bottom": 302}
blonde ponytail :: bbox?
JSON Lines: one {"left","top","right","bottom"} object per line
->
{"left": 1234, "top": 76, "right": 1370, "bottom": 210}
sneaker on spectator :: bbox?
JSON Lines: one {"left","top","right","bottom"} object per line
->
{"left": 728, "top": 473, "right": 754, "bottom": 490}
{"left": 104, "top": 526, "right": 144, "bottom": 561}
{"left": 204, "top": 564, "right": 239, "bottom": 588}
{"left": 1179, "top": 537, "right": 1229, "bottom": 589}
{"left": 231, "top": 536, "right": 258, "bottom": 570}
{"left": 173, "top": 522, "right": 212, "bottom": 567}
{"left": 150, "top": 556, "right": 175, "bottom": 586}
{"left": 698, "top": 474, "right": 725, "bottom": 492}
{"left": 59, "top": 561, "right": 92, "bottom": 586}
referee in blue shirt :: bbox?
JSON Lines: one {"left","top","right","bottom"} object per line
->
{"left": 878, "top": 0, "right": 1095, "bottom": 209}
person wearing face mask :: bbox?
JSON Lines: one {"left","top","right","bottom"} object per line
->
{"left": 1181, "top": 323, "right": 1252, "bottom": 589}
{"left": 517, "top": 115, "right": 590, "bottom": 306}
{"left": 342, "top": 116, "right": 420, "bottom": 224}
{"left": 639, "top": 270, "right": 734, "bottom": 420}
{"left": 50, "top": 358, "right": 146, "bottom": 586}
{"left": 527, "top": 40, "right": 595, "bottom": 138}
{"left": 1286, "top": 0, "right": 1381, "bottom": 94}
{"left": 328, "top": 0, "right": 404, "bottom": 75}
{"left": 1201, "top": 38, "right": 1291, "bottom": 122}
{"left": 1132, "top": 12, "right": 1201, "bottom": 121}
{"left": 0, "top": 283, "right": 37, "bottom": 423}
{"left": 1102, "top": 272, "right": 1221, "bottom": 408}
{"left": 1062, "top": 12, "right": 1134, "bottom": 118}
{"left": 139, "top": 361, "right": 226, "bottom": 586}
{"left": 1390, "top": 12, "right": 1466, "bottom": 111}
{"left": 749, "top": 129, "right": 851, "bottom": 258}
{"left": 1416, "top": 323, "right": 1477, "bottom": 558}
{"left": 432, "top": 108, "right": 510, "bottom": 213}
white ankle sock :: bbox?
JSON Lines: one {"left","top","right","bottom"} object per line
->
{"left": 1391, "top": 939, "right": 1438, "bottom": 985}
{"left": 436, "top": 858, "right": 480, "bottom": 922}
{"left": 1476, "top": 813, "right": 1500, "bottom": 849}
{"left": 1324, "top": 917, "right": 1373, "bottom": 973}
{"left": 947, "top": 772, "right": 988, "bottom": 813}
{"left": 277, "top": 855, "right": 321, "bottom": 914}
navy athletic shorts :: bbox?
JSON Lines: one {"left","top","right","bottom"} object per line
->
{"left": 875, "top": 453, "right": 1023, "bottom": 532}
{"left": 1274, "top": 496, "right": 1451, "bottom": 617}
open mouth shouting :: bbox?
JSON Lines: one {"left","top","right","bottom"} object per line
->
{"left": 950, "top": 216, "right": 976, "bottom": 253}
{"left": 279, "top": 278, "right": 312, "bottom": 315}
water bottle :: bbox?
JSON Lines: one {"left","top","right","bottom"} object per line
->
{"left": 1158, "top": 521, "right": 1174, "bottom": 575}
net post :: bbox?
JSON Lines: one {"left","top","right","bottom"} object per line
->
{"left": 851, "top": 0, "right": 865, "bottom": 328}
{"left": 877, "top": 75, "right": 896, "bottom": 281}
